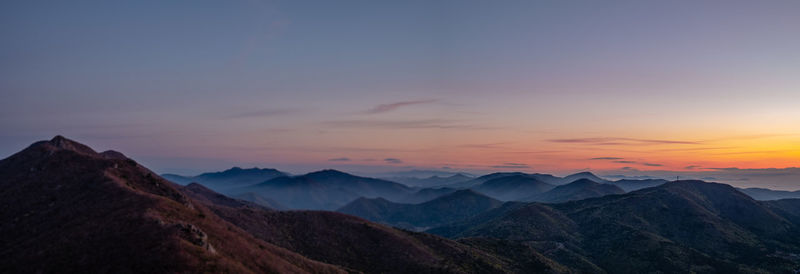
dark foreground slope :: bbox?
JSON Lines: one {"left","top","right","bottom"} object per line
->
{"left": 0, "top": 136, "right": 345, "bottom": 273}
{"left": 431, "top": 180, "right": 800, "bottom": 273}
{"left": 182, "top": 183, "right": 566, "bottom": 273}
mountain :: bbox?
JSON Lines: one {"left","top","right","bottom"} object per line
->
{"left": 526, "top": 179, "right": 625, "bottom": 203}
{"left": 239, "top": 169, "right": 413, "bottom": 210}
{"left": 431, "top": 180, "right": 800, "bottom": 273}
{"left": 739, "top": 187, "right": 800, "bottom": 201}
{"left": 0, "top": 136, "right": 344, "bottom": 273}
{"left": 338, "top": 189, "right": 503, "bottom": 230}
{"left": 473, "top": 174, "right": 556, "bottom": 201}
{"left": 764, "top": 199, "right": 800, "bottom": 224}
{"left": 374, "top": 169, "right": 474, "bottom": 179}
{"left": 161, "top": 167, "right": 287, "bottom": 193}
{"left": 559, "top": 171, "right": 608, "bottom": 184}
{"left": 233, "top": 192, "right": 287, "bottom": 210}
{"left": 397, "top": 187, "right": 458, "bottom": 203}
{"left": 610, "top": 178, "right": 668, "bottom": 191}
{"left": 180, "top": 182, "right": 538, "bottom": 273}
{"left": 448, "top": 172, "right": 562, "bottom": 189}
{"left": 387, "top": 174, "right": 474, "bottom": 187}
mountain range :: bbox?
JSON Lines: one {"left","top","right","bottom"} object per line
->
{"left": 3, "top": 136, "right": 799, "bottom": 272}
{"left": 238, "top": 170, "right": 413, "bottom": 210}
{"left": 430, "top": 180, "right": 800, "bottom": 273}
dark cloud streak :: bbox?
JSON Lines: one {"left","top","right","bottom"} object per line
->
{"left": 365, "top": 99, "right": 438, "bottom": 114}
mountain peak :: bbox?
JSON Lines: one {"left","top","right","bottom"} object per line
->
{"left": 306, "top": 169, "right": 351, "bottom": 177}
{"left": 565, "top": 178, "right": 600, "bottom": 186}
{"left": 28, "top": 135, "right": 98, "bottom": 156}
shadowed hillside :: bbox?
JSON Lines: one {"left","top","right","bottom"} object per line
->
{"left": 0, "top": 136, "right": 344, "bottom": 273}
{"left": 430, "top": 180, "right": 800, "bottom": 273}
{"left": 181, "top": 182, "right": 553, "bottom": 273}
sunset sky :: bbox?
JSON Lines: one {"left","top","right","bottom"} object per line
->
{"left": 1, "top": 1, "right": 799, "bottom": 189}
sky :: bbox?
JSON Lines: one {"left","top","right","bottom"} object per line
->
{"left": 1, "top": 0, "right": 799, "bottom": 189}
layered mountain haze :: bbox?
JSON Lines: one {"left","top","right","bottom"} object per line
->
{"left": 609, "top": 179, "right": 669, "bottom": 192}
{"left": 238, "top": 169, "right": 413, "bottom": 210}
{"left": 473, "top": 175, "right": 555, "bottom": 201}
{"left": 2, "top": 136, "right": 799, "bottom": 273}
{"left": 386, "top": 174, "right": 474, "bottom": 188}
{"left": 738, "top": 188, "right": 800, "bottom": 201}
{"left": 338, "top": 189, "right": 503, "bottom": 230}
{"left": 525, "top": 179, "right": 625, "bottom": 203}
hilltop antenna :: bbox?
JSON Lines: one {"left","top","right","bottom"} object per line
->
{"left": 677, "top": 176, "right": 680, "bottom": 182}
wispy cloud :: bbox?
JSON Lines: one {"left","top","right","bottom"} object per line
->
{"left": 322, "top": 119, "right": 494, "bottom": 130}
{"left": 685, "top": 165, "right": 701, "bottom": 170}
{"left": 604, "top": 158, "right": 663, "bottom": 167}
{"left": 365, "top": 99, "right": 438, "bottom": 114}
{"left": 384, "top": 158, "right": 403, "bottom": 164}
{"left": 225, "top": 109, "right": 295, "bottom": 119}
{"left": 590, "top": 157, "right": 624, "bottom": 160}
{"left": 614, "top": 160, "right": 637, "bottom": 164}
{"left": 491, "top": 162, "right": 530, "bottom": 169}
{"left": 456, "top": 142, "right": 514, "bottom": 150}
{"left": 548, "top": 137, "right": 701, "bottom": 146}
{"left": 328, "top": 157, "right": 350, "bottom": 162}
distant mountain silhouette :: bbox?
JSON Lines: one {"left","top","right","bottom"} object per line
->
{"left": 387, "top": 173, "right": 473, "bottom": 187}
{"left": 430, "top": 180, "right": 800, "bottom": 273}
{"left": 764, "top": 198, "right": 800, "bottom": 224}
{"left": 0, "top": 136, "right": 343, "bottom": 273}
{"left": 397, "top": 187, "right": 458, "bottom": 203}
{"left": 162, "top": 167, "right": 287, "bottom": 192}
{"left": 473, "top": 174, "right": 556, "bottom": 201}
{"left": 233, "top": 192, "right": 287, "bottom": 210}
{"left": 739, "top": 187, "right": 800, "bottom": 201}
{"left": 526, "top": 178, "right": 625, "bottom": 203}
{"left": 239, "top": 169, "right": 413, "bottom": 210}
{"left": 610, "top": 178, "right": 668, "bottom": 191}
{"left": 559, "top": 171, "right": 609, "bottom": 184}
{"left": 338, "top": 189, "right": 502, "bottom": 230}
{"left": 448, "top": 172, "right": 562, "bottom": 189}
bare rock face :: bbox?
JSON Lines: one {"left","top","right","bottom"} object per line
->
{"left": 175, "top": 223, "right": 216, "bottom": 254}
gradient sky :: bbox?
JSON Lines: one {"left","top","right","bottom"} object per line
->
{"left": 1, "top": 1, "right": 799, "bottom": 189}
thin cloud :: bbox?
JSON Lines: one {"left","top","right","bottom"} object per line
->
{"left": 322, "top": 119, "right": 494, "bottom": 130}
{"left": 642, "top": 163, "right": 663, "bottom": 167}
{"left": 590, "top": 157, "right": 624, "bottom": 160}
{"left": 548, "top": 137, "right": 701, "bottom": 145}
{"left": 491, "top": 162, "right": 530, "bottom": 169}
{"left": 365, "top": 99, "right": 438, "bottom": 114}
{"left": 225, "top": 109, "right": 295, "bottom": 119}
{"left": 384, "top": 158, "right": 403, "bottom": 164}
{"left": 685, "top": 165, "right": 701, "bottom": 170}
{"left": 328, "top": 157, "right": 350, "bottom": 162}
{"left": 458, "top": 142, "right": 510, "bottom": 149}
{"left": 614, "top": 160, "right": 637, "bottom": 164}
